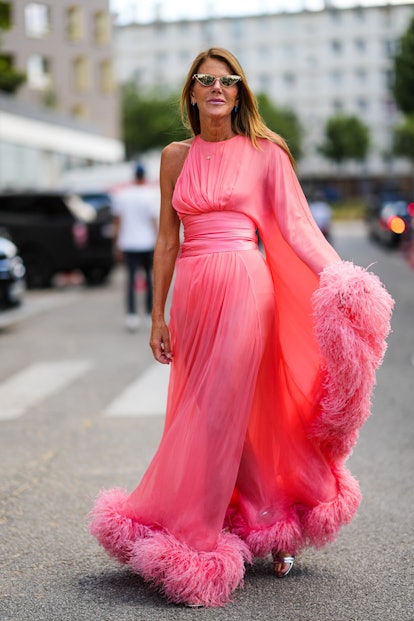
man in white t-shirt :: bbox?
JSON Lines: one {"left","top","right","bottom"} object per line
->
{"left": 113, "top": 165, "right": 159, "bottom": 331}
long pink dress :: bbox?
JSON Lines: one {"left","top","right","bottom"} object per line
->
{"left": 89, "top": 136, "right": 393, "bottom": 607}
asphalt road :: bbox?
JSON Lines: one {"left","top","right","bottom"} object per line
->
{"left": 0, "top": 221, "right": 413, "bottom": 621}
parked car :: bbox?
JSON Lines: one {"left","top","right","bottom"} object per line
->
{"left": 0, "top": 235, "right": 26, "bottom": 309}
{"left": 0, "top": 191, "right": 114, "bottom": 288}
{"left": 366, "top": 199, "right": 413, "bottom": 247}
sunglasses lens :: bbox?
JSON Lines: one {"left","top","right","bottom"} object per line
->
{"left": 194, "top": 74, "right": 241, "bottom": 86}
{"left": 195, "top": 74, "right": 214, "bottom": 86}
{"left": 221, "top": 76, "right": 240, "bottom": 86}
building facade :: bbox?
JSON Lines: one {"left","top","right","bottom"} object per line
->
{"left": 115, "top": 3, "right": 414, "bottom": 180}
{"left": 0, "top": 0, "right": 123, "bottom": 190}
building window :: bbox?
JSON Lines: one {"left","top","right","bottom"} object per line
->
{"left": 331, "top": 40, "right": 343, "bottom": 55}
{"left": 282, "top": 43, "right": 296, "bottom": 59}
{"left": 355, "top": 68, "right": 367, "bottom": 83}
{"left": 155, "top": 51, "right": 167, "bottom": 67}
{"left": 382, "top": 96, "right": 396, "bottom": 121}
{"left": 177, "top": 20, "right": 189, "bottom": 34}
{"left": 354, "top": 38, "right": 366, "bottom": 53}
{"left": 203, "top": 19, "right": 215, "bottom": 41}
{"left": 99, "top": 59, "right": 114, "bottom": 94}
{"left": 178, "top": 49, "right": 190, "bottom": 65}
{"left": 25, "top": 3, "right": 51, "bottom": 38}
{"left": 330, "top": 69, "right": 343, "bottom": 85}
{"left": 283, "top": 72, "right": 296, "bottom": 87}
{"left": 357, "top": 98, "right": 368, "bottom": 114}
{"left": 230, "top": 19, "right": 243, "bottom": 39}
{"left": 382, "top": 68, "right": 393, "bottom": 90}
{"left": 71, "top": 102, "right": 88, "bottom": 119}
{"left": 258, "top": 74, "right": 271, "bottom": 93}
{"left": 332, "top": 99, "right": 343, "bottom": 113}
{"left": 353, "top": 7, "right": 365, "bottom": 21}
{"left": 67, "top": 6, "right": 83, "bottom": 42}
{"left": 0, "top": 1, "right": 12, "bottom": 30}
{"left": 73, "top": 56, "right": 89, "bottom": 91}
{"left": 27, "top": 54, "right": 52, "bottom": 89}
{"left": 94, "top": 11, "right": 111, "bottom": 46}
{"left": 329, "top": 9, "right": 341, "bottom": 23}
{"left": 383, "top": 39, "right": 396, "bottom": 59}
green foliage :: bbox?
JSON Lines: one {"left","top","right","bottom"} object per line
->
{"left": 393, "top": 16, "right": 414, "bottom": 115}
{"left": 393, "top": 114, "right": 414, "bottom": 161}
{"left": 0, "top": 55, "right": 26, "bottom": 94}
{"left": 121, "top": 83, "right": 189, "bottom": 158}
{"left": 0, "top": 1, "right": 12, "bottom": 30}
{"left": 256, "top": 93, "right": 303, "bottom": 160}
{"left": 319, "top": 115, "right": 370, "bottom": 165}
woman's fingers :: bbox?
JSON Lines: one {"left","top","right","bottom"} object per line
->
{"left": 150, "top": 325, "right": 173, "bottom": 364}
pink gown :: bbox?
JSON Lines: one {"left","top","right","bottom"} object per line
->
{"left": 89, "top": 135, "right": 393, "bottom": 607}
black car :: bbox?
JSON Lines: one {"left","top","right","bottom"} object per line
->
{"left": 0, "top": 191, "right": 114, "bottom": 288}
{"left": 366, "top": 199, "right": 413, "bottom": 247}
{"left": 0, "top": 235, "right": 26, "bottom": 309}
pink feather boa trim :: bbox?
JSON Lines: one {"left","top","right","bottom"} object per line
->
{"left": 311, "top": 261, "right": 394, "bottom": 460}
{"left": 88, "top": 488, "right": 150, "bottom": 564}
{"left": 225, "top": 464, "right": 361, "bottom": 556}
{"left": 88, "top": 488, "right": 251, "bottom": 607}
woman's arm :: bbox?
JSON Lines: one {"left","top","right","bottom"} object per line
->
{"left": 268, "top": 145, "right": 340, "bottom": 275}
{"left": 149, "top": 140, "right": 191, "bottom": 364}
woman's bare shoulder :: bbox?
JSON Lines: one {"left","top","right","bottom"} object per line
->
{"left": 161, "top": 139, "right": 194, "bottom": 184}
{"left": 162, "top": 138, "right": 193, "bottom": 160}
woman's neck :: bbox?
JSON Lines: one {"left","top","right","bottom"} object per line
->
{"left": 199, "top": 121, "right": 234, "bottom": 143}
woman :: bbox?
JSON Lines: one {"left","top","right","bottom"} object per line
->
{"left": 89, "top": 48, "right": 393, "bottom": 608}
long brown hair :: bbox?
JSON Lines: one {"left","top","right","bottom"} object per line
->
{"left": 180, "top": 47, "right": 294, "bottom": 165}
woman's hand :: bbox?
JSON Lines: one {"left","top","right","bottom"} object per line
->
{"left": 150, "top": 320, "right": 173, "bottom": 364}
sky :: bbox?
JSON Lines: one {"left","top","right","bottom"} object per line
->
{"left": 110, "top": 0, "right": 414, "bottom": 24}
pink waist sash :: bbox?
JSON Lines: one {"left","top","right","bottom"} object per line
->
{"left": 180, "top": 212, "right": 258, "bottom": 257}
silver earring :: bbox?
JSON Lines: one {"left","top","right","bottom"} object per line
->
{"left": 191, "top": 101, "right": 197, "bottom": 107}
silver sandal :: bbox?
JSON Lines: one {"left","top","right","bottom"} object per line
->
{"left": 272, "top": 551, "right": 295, "bottom": 578}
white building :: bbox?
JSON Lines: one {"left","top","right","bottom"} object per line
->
{"left": 114, "top": 3, "right": 414, "bottom": 181}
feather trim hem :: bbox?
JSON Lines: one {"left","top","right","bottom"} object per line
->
{"left": 225, "top": 464, "right": 361, "bottom": 555}
{"left": 88, "top": 487, "right": 251, "bottom": 607}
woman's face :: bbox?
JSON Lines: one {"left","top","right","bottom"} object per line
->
{"left": 190, "top": 58, "right": 240, "bottom": 126}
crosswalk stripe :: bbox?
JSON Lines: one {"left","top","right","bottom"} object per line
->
{"left": 0, "top": 360, "right": 93, "bottom": 421}
{"left": 104, "top": 363, "right": 170, "bottom": 417}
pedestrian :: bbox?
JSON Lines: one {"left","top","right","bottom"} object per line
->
{"left": 308, "top": 190, "right": 333, "bottom": 241}
{"left": 112, "top": 164, "right": 159, "bottom": 331}
{"left": 89, "top": 48, "right": 394, "bottom": 607}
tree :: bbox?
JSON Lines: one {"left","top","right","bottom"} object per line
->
{"left": 256, "top": 93, "right": 303, "bottom": 160}
{"left": 318, "top": 115, "right": 370, "bottom": 167}
{"left": 0, "top": 2, "right": 26, "bottom": 94}
{"left": 392, "top": 17, "right": 414, "bottom": 186}
{"left": 393, "top": 115, "right": 414, "bottom": 162}
{"left": 121, "top": 84, "right": 189, "bottom": 158}
{"left": 392, "top": 16, "right": 414, "bottom": 115}
{"left": 0, "top": 55, "right": 26, "bottom": 93}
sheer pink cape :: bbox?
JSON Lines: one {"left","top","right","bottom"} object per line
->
{"left": 89, "top": 136, "right": 394, "bottom": 606}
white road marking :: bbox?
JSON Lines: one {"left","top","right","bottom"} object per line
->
{"left": 0, "top": 360, "right": 93, "bottom": 421}
{"left": 104, "top": 363, "right": 170, "bottom": 417}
